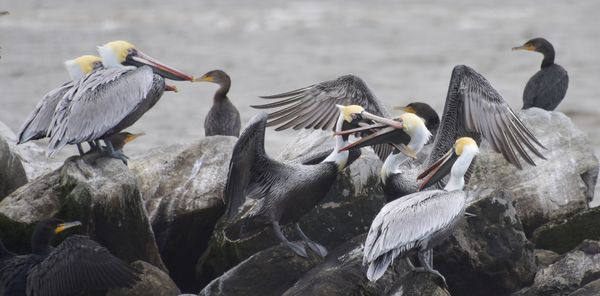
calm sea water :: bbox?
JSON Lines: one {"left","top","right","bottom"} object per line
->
{"left": 1, "top": 0, "right": 599, "bottom": 197}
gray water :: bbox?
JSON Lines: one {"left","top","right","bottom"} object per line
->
{"left": 1, "top": 0, "right": 599, "bottom": 195}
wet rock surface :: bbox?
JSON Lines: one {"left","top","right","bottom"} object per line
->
{"left": 198, "top": 245, "right": 323, "bottom": 296}
{"left": 533, "top": 206, "right": 600, "bottom": 254}
{"left": 130, "top": 136, "right": 235, "bottom": 291}
{"left": 107, "top": 260, "right": 180, "bottom": 296}
{"left": 469, "top": 109, "right": 599, "bottom": 234}
{"left": 513, "top": 240, "right": 600, "bottom": 296}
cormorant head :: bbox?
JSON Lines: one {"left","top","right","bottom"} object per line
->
{"left": 417, "top": 137, "right": 479, "bottom": 191}
{"left": 31, "top": 219, "right": 82, "bottom": 254}
{"left": 97, "top": 40, "right": 194, "bottom": 81}
{"left": 194, "top": 69, "right": 231, "bottom": 86}
{"left": 395, "top": 102, "right": 440, "bottom": 132}
{"left": 512, "top": 38, "right": 554, "bottom": 55}
{"left": 108, "top": 132, "right": 145, "bottom": 151}
{"left": 64, "top": 55, "right": 103, "bottom": 81}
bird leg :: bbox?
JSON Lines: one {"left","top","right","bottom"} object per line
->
{"left": 294, "top": 223, "right": 328, "bottom": 258}
{"left": 76, "top": 144, "right": 85, "bottom": 156}
{"left": 273, "top": 221, "right": 307, "bottom": 258}
{"left": 102, "top": 139, "right": 129, "bottom": 165}
{"left": 418, "top": 248, "right": 448, "bottom": 289}
{"left": 95, "top": 139, "right": 105, "bottom": 152}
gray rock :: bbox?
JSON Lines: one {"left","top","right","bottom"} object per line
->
{"left": 533, "top": 206, "right": 600, "bottom": 254}
{"left": 469, "top": 109, "right": 599, "bottom": 234}
{"left": 198, "top": 245, "right": 323, "bottom": 296}
{"left": 386, "top": 273, "right": 451, "bottom": 296}
{"left": 129, "top": 136, "right": 235, "bottom": 291}
{"left": 569, "top": 278, "right": 600, "bottom": 296}
{"left": 108, "top": 260, "right": 180, "bottom": 296}
{"left": 535, "top": 249, "right": 561, "bottom": 269}
{"left": 513, "top": 240, "right": 600, "bottom": 296}
{"left": 0, "top": 124, "right": 27, "bottom": 199}
{"left": 433, "top": 189, "right": 536, "bottom": 296}
{"left": 195, "top": 130, "right": 385, "bottom": 288}
{"left": 0, "top": 153, "right": 166, "bottom": 270}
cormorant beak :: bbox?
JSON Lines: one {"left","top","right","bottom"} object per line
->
{"left": 124, "top": 132, "right": 145, "bottom": 144}
{"left": 54, "top": 221, "right": 82, "bottom": 234}
{"left": 417, "top": 148, "right": 458, "bottom": 191}
{"left": 193, "top": 74, "right": 215, "bottom": 83}
{"left": 393, "top": 105, "right": 416, "bottom": 114}
{"left": 126, "top": 50, "right": 194, "bottom": 81}
{"left": 512, "top": 44, "right": 536, "bottom": 52}
{"left": 165, "top": 84, "right": 178, "bottom": 92}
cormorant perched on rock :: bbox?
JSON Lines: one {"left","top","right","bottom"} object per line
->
{"left": 513, "top": 37, "right": 569, "bottom": 110}
{"left": 0, "top": 219, "right": 139, "bottom": 296}
{"left": 195, "top": 70, "right": 241, "bottom": 137}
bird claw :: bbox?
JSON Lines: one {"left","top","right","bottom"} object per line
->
{"left": 306, "top": 241, "right": 328, "bottom": 258}
{"left": 104, "top": 150, "right": 129, "bottom": 165}
{"left": 286, "top": 241, "right": 308, "bottom": 258}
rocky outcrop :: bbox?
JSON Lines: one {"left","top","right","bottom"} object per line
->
{"left": 533, "top": 206, "right": 600, "bottom": 254}
{"left": 0, "top": 153, "right": 165, "bottom": 270}
{"left": 108, "top": 260, "right": 180, "bottom": 296}
{"left": 0, "top": 124, "right": 27, "bottom": 199}
{"left": 129, "top": 136, "right": 235, "bottom": 291}
{"left": 195, "top": 129, "right": 385, "bottom": 289}
{"left": 469, "top": 108, "right": 599, "bottom": 234}
{"left": 435, "top": 189, "right": 536, "bottom": 295}
{"left": 535, "top": 249, "right": 561, "bottom": 269}
{"left": 569, "top": 278, "right": 600, "bottom": 296}
{"left": 198, "top": 245, "right": 323, "bottom": 296}
{"left": 514, "top": 240, "right": 600, "bottom": 296}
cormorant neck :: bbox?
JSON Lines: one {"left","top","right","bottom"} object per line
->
{"left": 323, "top": 113, "right": 350, "bottom": 171}
{"left": 215, "top": 79, "right": 231, "bottom": 99}
{"left": 444, "top": 147, "right": 477, "bottom": 191}
{"left": 540, "top": 45, "right": 555, "bottom": 68}
{"left": 31, "top": 228, "right": 53, "bottom": 256}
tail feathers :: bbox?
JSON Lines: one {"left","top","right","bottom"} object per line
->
{"left": 366, "top": 251, "right": 394, "bottom": 282}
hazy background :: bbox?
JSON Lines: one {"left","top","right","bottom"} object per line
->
{"left": 1, "top": 0, "right": 599, "bottom": 194}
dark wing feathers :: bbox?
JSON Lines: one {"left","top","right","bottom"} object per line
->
{"left": 47, "top": 66, "right": 154, "bottom": 156}
{"left": 224, "top": 112, "right": 290, "bottom": 220}
{"left": 429, "top": 65, "right": 545, "bottom": 169}
{"left": 26, "top": 235, "right": 139, "bottom": 296}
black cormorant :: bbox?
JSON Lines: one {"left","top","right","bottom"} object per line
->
{"left": 0, "top": 219, "right": 139, "bottom": 296}
{"left": 195, "top": 70, "right": 241, "bottom": 137}
{"left": 513, "top": 37, "right": 569, "bottom": 110}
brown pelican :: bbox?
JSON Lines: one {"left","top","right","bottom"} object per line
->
{"left": 17, "top": 55, "right": 103, "bottom": 155}
{"left": 47, "top": 40, "right": 193, "bottom": 162}
{"left": 224, "top": 105, "right": 400, "bottom": 257}
{"left": 338, "top": 65, "right": 546, "bottom": 200}
{"left": 0, "top": 219, "right": 139, "bottom": 295}
{"left": 363, "top": 137, "right": 479, "bottom": 287}
{"left": 394, "top": 102, "right": 440, "bottom": 141}
{"left": 513, "top": 38, "right": 569, "bottom": 111}
{"left": 195, "top": 70, "right": 241, "bottom": 137}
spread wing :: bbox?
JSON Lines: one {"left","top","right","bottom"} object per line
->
{"left": 223, "top": 112, "right": 291, "bottom": 221}
{"left": 254, "top": 75, "right": 392, "bottom": 160}
{"left": 17, "top": 82, "right": 73, "bottom": 143}
{"left": 26, "top": 235, "right": 139, "bottom": 296}
{"left": 363, "top": 190, "right": 466, "bottom": 265}
{"left": 47, "top": 66, "right": 154, "bottom": 156}
{"left": 430, "top": 65, "right": 546, "bottom": 169}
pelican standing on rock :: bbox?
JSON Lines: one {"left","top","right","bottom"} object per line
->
{"left": 224, "top": 105, "right": 401, "bottom": 257}
{"left": 195, "top": 70, "right": 241, "bottom": 137}
{"left": 513, "top": 37, "right": 569, "bottom": 111}
{"left": 47, "top": 40, "right": 194, "bottom": 162}
{"left": 363, "top": 137, "right": 480, "bottom": 287}
{"left": 17, "top": 55, "right": 103, "bottom": 154}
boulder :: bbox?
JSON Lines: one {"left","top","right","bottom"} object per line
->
{"left": 469, "top": 108, "right": 599, "bottom": 234}
{"left": 129, "top": 136, "right": 235, "bottom": 291}
{"left": 535, "top": 249, "right": 561, "bottom": 269}
{"left": 513, "top": 240, "right": 600, "bottom": 296}
{"left": 533, "top": 207, "right": 600, "bottom": 254}
{"left": 195, "top": 130, "right": 385, "bottom": 289}
{"left": 0, "top": 125, "right": 27, "bottom": 199}
{"left": 434, "top": 189, "right": 536, "bottom": 296}
{"left": 569, "top": 278, "right": 600, "bottom": 296}
{"left": 198, "top": 245, "right": 323, "bottom": 296}
{"left": 108, "top": 260, "right": 180, "bottom": 296}
{"left": 0, "top": 153, "right": 166, "bottom": 270}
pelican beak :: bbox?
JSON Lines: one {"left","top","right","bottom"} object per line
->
{"left": 193, "top": 74, "right": 214, "bottom": 83}
{"left": 124, "top": 132, "right": 145, "bottom": 144}
{"left": 54, "top": 221, "right": 82, "bottom": 234}
{"left": 417, "top": 147, "right": 458, "bottom": 191}
{"left": 339, "top": 125, "right": 399, "bottom": 152}
{"left": 126, "top": 50, "right": 194, "bottom": 81}
{"left": 360, "top": 111, "right": 404, "bottom": 130}
{"left": 512, "top": 44, "right": 536, "bottom": 51}
{"left": 165, "top": 84, "right": 178, "bottom": 92}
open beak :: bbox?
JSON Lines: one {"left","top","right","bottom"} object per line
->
{"left": 124, "top": 132, "right": 145, "bottom": 144}
{"left": 54, "top": 221, "right": 82, "bottom": 234}
{"left": 127, "top": 50, "right": 194, "bottom": 81}
{"left": 512, "top": 44, "right": 536, "bottom": 51}
{"left": 417, "top": 148, "right": 458, "bottom": 191}
{"left": 165, "top": 84, "right": 178, "bottom": 92}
